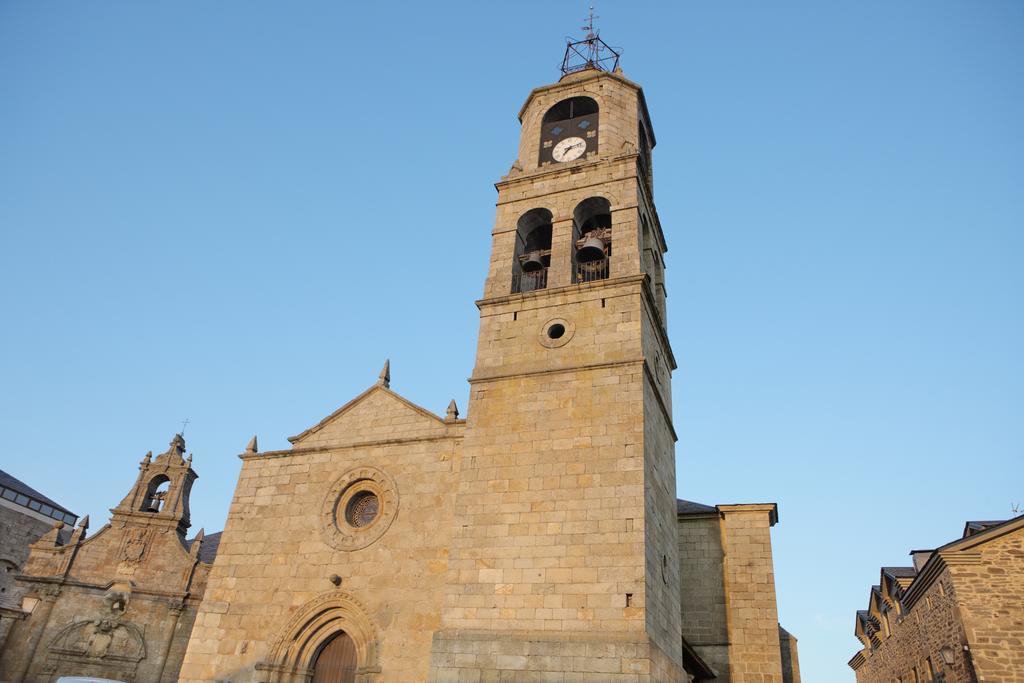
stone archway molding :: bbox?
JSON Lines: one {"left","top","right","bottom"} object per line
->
{"left": 256, "top": 589, "right": 381, "bottom": 683}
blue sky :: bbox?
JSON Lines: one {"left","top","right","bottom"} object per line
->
{"left": 1, "top": 1, "right": 1021, "bottom": 680}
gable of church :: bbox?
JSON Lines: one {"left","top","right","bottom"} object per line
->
{"left": 289, "top": 386, "right": 448, "bottom": 449}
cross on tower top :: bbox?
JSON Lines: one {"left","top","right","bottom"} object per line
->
{"left": 582, "top": 5, "right": 597, "bottom": 39}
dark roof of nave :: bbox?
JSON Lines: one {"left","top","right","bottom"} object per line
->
{"left": 676, "top": 499, "right": 717, "bottom": 515}
{"left": 0, "top": 468, "right": 76, "bottom": 517}
{"left": 186, "top": 531, "right": 223, "bottom": 564}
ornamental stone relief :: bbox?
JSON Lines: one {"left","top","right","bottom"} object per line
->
{"left": 320, "top": 466, "right": 399, "bottom": 551}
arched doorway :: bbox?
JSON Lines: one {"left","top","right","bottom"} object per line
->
{"left": 311, "top": 631, "right": 357, "bottom": 683}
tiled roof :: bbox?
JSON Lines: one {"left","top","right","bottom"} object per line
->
{"left": 0, "top": 469, "right": 76, "bottom": 517}
{"left": 676, "top": 499, "right": 716, "bottom": 515}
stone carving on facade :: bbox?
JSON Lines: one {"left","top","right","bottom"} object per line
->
{"left": 319, "top": 466, "right": 399, "bottom": 551}
{"left": 117, "top": 527, "right": 150, "bottom": 576}
{"left": 44, "top": 617, "right": 145, "bottom": 681}
{"left": 256, "top": 590, "right": 381, "bottom": 683}
{"left": 0, "top": 433, "right": 220, "bottom": 683}
{"left": 103, "top": 582, "right": 132, "bottom": 615}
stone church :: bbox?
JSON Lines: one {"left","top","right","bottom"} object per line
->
{"left": 1, "top": 37, "right": 799, "bottom": 683}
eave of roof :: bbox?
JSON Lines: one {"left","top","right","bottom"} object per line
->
{"left": 903, "top": 514, "right": 1024, "bottom": 610}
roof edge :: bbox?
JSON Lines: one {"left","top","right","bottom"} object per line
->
{"left": 288, "top": 383, "right": 447, "bottom": 444}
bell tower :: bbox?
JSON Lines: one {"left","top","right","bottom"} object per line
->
{"left": 112, "top": 433, "right": 198, "bottom": 538}
{"left": 431, "top": 30, "right": 684, "bottom": 683}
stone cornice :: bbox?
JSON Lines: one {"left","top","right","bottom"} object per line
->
{"left": 495, "top": 153, "right": 640, "bottom": 200}
{"left": 15, "top": 574, "right": 199, "bottom": 603}
{"left": 468, "top": 358, "right": 644, "bottom": 386}
{"left": 717, "top": 503, "right": 780, "bottom": 527}
{"left": 902, "top": 552, "right": 946, "bottom": 611}
{"left": 241, "top": 432, "right": 463, "bottom": 461}
{"left": 474, "top": 266, "right": 674, "bottom": 372}
{"left": 476, "top": 274, "right": 646, "bottom": 310}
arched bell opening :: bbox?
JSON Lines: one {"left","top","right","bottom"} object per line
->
{"left": 311, "top": 631, "right": 358, "bottom": 683}
{"left": 512, "top": 208, "right": 553, "bottom": 293}
{"left": 539, "top": 96, "right": 599, "bottom": 165}
{"left": 572, "top": 197, "right": 611, "bottom": 283}
{"left": 140, "top": 475, "right": 171, "bottom": 513}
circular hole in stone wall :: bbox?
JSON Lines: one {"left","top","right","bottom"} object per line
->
{"left": 547, "top": 323, "right": 566, "bottom": 339}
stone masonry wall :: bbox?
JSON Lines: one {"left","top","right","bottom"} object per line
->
{"left": 720, "top": 507, "right": 784, "bottom": 683}
{"left": 949, "top": 530, "right": 1024, "bottom": 682}
{"left": 678, "top": 513, "right": 730, "bottom": 680}
{"left": 180, "top": 388, "right": 461, "bottom": 683}
{"left": 639, "top": 268, "right": 681, "bottom": 668}
{"left": 0, "top": 503, "right": 57, "bottom": 606}
{"left": 431, "top": 281, "right": 683, "bottom": 680}
{"left": 430, "top": 69, "right": 684, "bottom": 681}
{"left": 514, "top": 70, "right": 642, "bottom": 176}
{"left": 0, "top": 512, "right": 212, "bottom": 683}
{"left": 642, "top": 358, "right": 683, "bottom": 668}
{"left": 851, "top": 569, "right": 968, "bottom": 683}
{"left": 437, "top": 352, "right": 648, "bottom": 639}
{"left": 779, "top": 628, "right": 800, "bottom": 683}
{"left": 853, "top": 526, "right": 1024, "bottom": 683}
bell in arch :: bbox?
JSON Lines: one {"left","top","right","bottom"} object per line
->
{"left": 576, "top": 234, "right": 607, "bottom": 263}
{"left": 521, "top": 251, "right": 545, "bottom": 273}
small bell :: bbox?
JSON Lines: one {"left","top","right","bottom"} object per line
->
{"left": 576, "top": 235, "right": 606, "bottom": 263}
{"left": 521, "top": 251, "right": 545, "bottom": 273}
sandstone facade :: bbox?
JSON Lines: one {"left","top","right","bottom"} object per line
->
{"left": 849, "top": 515, "right": 1024, "bottom": 683}
{"left": 0, "top": 435, "right": 219, "bottom": 683}
{"left": 676, "top": 501, "right": 800, "bottom": 683}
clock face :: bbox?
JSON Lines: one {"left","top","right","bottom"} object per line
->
{"left": 552, "top": 136, "right": 587, "bottom": 163}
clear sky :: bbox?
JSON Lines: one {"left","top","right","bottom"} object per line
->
{"left": 1, "top": 1, "right": 1021, "bottom": 680}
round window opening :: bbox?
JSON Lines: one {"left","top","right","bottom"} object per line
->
{"left": 345, "top": 491, "right": 380, "bottom": 528}
{"left": 547, "top": 323, "right": 566, "bottom": 339}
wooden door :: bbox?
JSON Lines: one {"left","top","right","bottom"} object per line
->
{"left": 311, "top": 631, "right": 357, "bottom": 683}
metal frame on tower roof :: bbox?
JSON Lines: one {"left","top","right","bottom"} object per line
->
{"left": 561, "top": 6, "right": 621, "bottom": 76}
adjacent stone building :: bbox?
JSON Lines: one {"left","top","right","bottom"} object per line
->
{"left": 0, "top": 471, "right": 78, "bottom": 604}
{"left": 0, "top": 435, "right": 221, "bottom": 683}
{"left": 0, "top": 470, "right": 77, "bottom": 650}
{"left": 849, "top": 515, "right": 1024, "bottom": 683}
